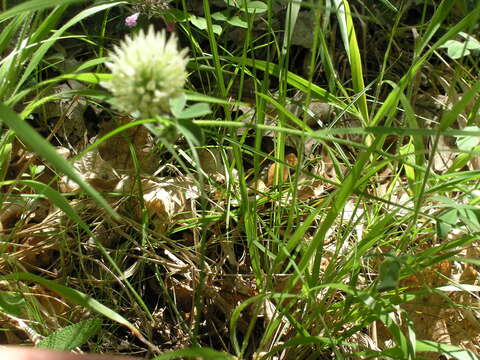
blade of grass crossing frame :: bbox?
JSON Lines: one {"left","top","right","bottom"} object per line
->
{"left": 371, "top": 7, "right": 480, "bottom": 129}
{"left": 226, "top": 56, "right": 360, "bottom": 118}
{"left": 0, "top": 0, "right": 87, "bottom": 22}
{"left": 282, "top": 0, "right": 301, "bottom": 57}
{"left": 0, "top": 272, "right": 140, "bottom": 336}
{"left": 284, "top": 4, "right": 478, "bottom": 293}
{"left": 335, "top": 0, "right": 369, "bottom": 126}
{"left": 14, "top": 2, "right": 125, "bottom": 97}
{"left": 415, "top": 0, "right": 456, "bottom": 55}
{"left": 0, "top": 179, "right": 154, "bottom": 323}
{"left": 0, "top": 104, "right": 118, "bottom": 219}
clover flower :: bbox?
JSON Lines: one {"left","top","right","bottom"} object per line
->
{"left": 103, "top": 26, "right": 189, "bottom": 118}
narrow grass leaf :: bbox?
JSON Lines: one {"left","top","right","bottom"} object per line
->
{"left": 15, "top": 2, "right": 125, "bottom": 95}
{"left": 416, "top": 340, "right": 480, "bottom": 360}
{"left": 0, "top": 272, "right": 140, "bottom": 336}
{"left": 226, "top": 56, "right": 360, "bottom": 118}
{"left": 0, "top": 0, "right": 86, "bottom": 22}
{"left": 0, "top": 104, "right": 118, "bottom": 218}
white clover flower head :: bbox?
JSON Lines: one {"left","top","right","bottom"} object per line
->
{"left": 103, "top": 26, "right": 188, "bottom": 118}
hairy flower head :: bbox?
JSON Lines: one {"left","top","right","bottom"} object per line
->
{"left": 103, "top": 26, "right": 188, "bottom": 118}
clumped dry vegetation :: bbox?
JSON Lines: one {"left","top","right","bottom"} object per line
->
{"left": 0, "top": 0, "right": 480, "bottom": 359}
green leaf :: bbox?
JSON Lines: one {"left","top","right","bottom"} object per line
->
{"left": 176, "top": 119, "right": 205, "bottom": 146}
{"left": 436, "top": 209, "right": 458, "bottom": 240}
{"left": 0, "top": 291, "right": 26, "bottom": 317}
{"left": 13, "top": 2, "right": 125, "bottom": 100}
{"left": 170, "top": 93, "right": 187, "bottom": 117}
{"left": 38, "top": 318, "right": 102, "bottom": 351}
{"left": 189, "top": 15, "right": 222, "bottom": 35}
{"left": 456, "top": 126, "right": 480, "bottom": 150}
{"left": 211, "top": 11, "right": 229, "bottom": 22}
{"left": 416, "top": 340, "right": 480, "bottom": 360}
{"left": 0, "top": 104, "right": 118, "bottom": 219}
{"left": 399, "top": 141, "right": 415, "bottom": 185}
{"left": 225, "top": 0, "right": 268, "bottom": 13}
{"left": 445, "top": 40, "right": 471, "bottom": 59}
{"left": 459, "top": 32, "right": 480, "bottom": 50}
{"left": 176, "top": 103, "right": 211, "bottom": 119}
{"left": 379, "top": 0, "right": 397, "bottom": 11}
{"left": 227, "top": 16, "right": 248, "bottom": 28}
{"left": 377, "top": 256, "right": 402, "bottom": 292}
{"left": 440, "top": 32, "right": 480, "bottom": 59}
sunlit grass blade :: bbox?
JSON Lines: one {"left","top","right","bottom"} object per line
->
{"left": 226, "top": 56, "right": 360, "bottom": 118}
{"left": 0, "top": 0, "right": 86, "bottom": 22}
{"left": 416, "top": 340, "right": 480, "bottom": 360}
{"left": 13, "top": 2, "right": 125, "bottom": 100}
{"left": 334, "top": 0, "right": 369, "bottom": 125}
{"left": 0, "top": 272, "right": 139, "bottom": 337}
{"left": 0, "top": 104, "right": 118, "bottom": 219}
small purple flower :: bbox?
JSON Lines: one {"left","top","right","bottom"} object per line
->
{"left": 125, "top": 12, "right": 140, "bottom": 28}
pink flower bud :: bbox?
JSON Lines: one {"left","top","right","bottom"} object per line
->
{"left": 125, "top": 12, "right": 140, "bottom": 28}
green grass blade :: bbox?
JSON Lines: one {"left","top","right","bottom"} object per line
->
{"left": 0, "top": 0, "right": 86, "bottom": 22}
{"left": 416, "top": 340, "right": 480, "bottom": 360}
{"left": 415, "top": 0, "right": 456, "bottom": 55}
{"left": 0, "top": 104, "right": 118, "bottom": 219}
{"left": 338, "top": 0, "right": 369, "bottom": 125}
{"left": 14, "top": 2, "right": 125, "bottom": 97}
{"left": 226, "top": 56, "right": 360, "bottom": 118}
{"left": 0, "top": 272, "right": 139, "bottom": 336}
{"left": 282, "top": 0, "right": 301, "bottom": 56}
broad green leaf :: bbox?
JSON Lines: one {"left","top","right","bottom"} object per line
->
{"left": 176, "top": 103, "right": 211, "bottom": 119}
{"left": 170, "top": 93, "right": 187, "bottom": 117}
{"left": 459, "top": 32, "right": 480, "bottom": 49}
{"left": 225, "top": 0, "right": 268, "bottom": 14}
{"left": 436, "top": 209, "right": 458, "bottom": 240}
{"left": 0, "top": 104, "right": 118, "bottom": 218}
{"left": 228, "top": 16, "right": 248, "bottom": 28}
{"left": 190, "top": 15, "right": 222, "bottom": 35}
{"left": 38, "top": 318, "right": 102, "bottom": 351}
{"left": 211, "top": 11, "right": 229, "bottom": 21}
{"left": 443, "top": 40, "right": 472, "bottom": 59}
